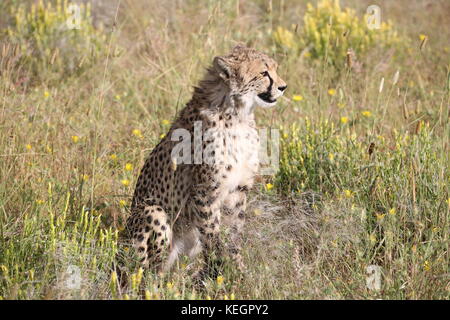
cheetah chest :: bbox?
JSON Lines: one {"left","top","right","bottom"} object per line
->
{"left": 219, "top": 122, "right": 259, "bottom": 192}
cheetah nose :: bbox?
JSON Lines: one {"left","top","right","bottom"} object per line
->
{"left": 278, "top": 85, "right": 287, "bottom": 92}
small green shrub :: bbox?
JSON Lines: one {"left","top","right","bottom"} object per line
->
{"left": 277, "top": 118, "right": 448, "bottom": 218}
{"left": 0, "top": 189, "right": 118, "bottom": 299}
{"left": 273, "top": 0, "right": 400, "bottom": 67}
{"left": 276, "top": 119, "right": 449, "bottom": 297}
{"left": 277, "top": 117, "right": 449, "bottom": 244}
{"left": 5, "top": 0, "right": 110, "bottom": 83}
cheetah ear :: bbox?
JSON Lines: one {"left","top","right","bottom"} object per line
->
{"left": 231, "top": 42, "right": 247, "bottom": 52}
{"left": 213, "top": 56, "right": 233, "bottom": 81}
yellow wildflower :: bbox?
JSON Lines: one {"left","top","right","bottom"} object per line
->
{"left": 423, "top": 260, "right": 430, "bottom": 271}
{"left": 265, "top": 183, "right": 274, "bottom": 191}
{"left": 132, "top": 129, "right": 143, "bottom": 138}
{"left": 388, "top": 208, "right": 396, "bottom": 215}
{"left": 375, "top": 213, "right": 385, "bottom": 221}
{"left": 328, "top": 153, "right": 335, "bottom": 162}
{"left": 115, "top": 94, "right": 121, "bottom": 101}
{"left": 25, "top": 144, "right": 32, "bottom": 150}
{"left": 344, "top": 189, "right": 352, "bottom": 198}
{"left": 125, "top": 163, "right": 133, "bottom": 171}
{"left": 166, "top": 282, "right": 174, "bottom": 289}
{"left": 328, "top": 88, "right": 337, "bottom": 96}
{"left": 160, "top": 133, "right": 166, "bottom": 139}
{"left": 119, "top": 200, "right": 127, "bottom": 207}
{"left": 340, "top": 116, "right": 349, "bottom": 124}
{"left": 36, "top": 199, "right": 44, "bottom": 205}
{"left": 82, "top": 174, "right": 89, "bottom": 181}
{"left": 161, "top": 119, "right": 170, "bottom": 125}
{"left": 110, "top": 271, "right": 118, "bottom": 285}
{"left": 230, "top": 293, "right": 236, "bottom": 300}
{"left": 44, "top": 91, "right": 50, "bottom": 99}
{"left": 121, "top": 179, "right": 130, "bottom": 187}
{"left": 110, "top": 154, "right": 117, "bottom": 160}
{"left": 273, "top": 26, "right": 295, "bottom": 49}
{"left": 419, "top": 34, "right": 427, "bottom": 41}
{"left": 71, "top": 135, "right": 79, "bottom": 143}
{"left": 292, "top": 95, "right": 303, "bottom": 101}
{"left": 216, "top": 275, "right": 224, "bottom": 286}
{"left": 145, "top": 290, "right": 152, "bottom": 300}
{"left": 361, "top": 111, "right": 372, "bottom": 117}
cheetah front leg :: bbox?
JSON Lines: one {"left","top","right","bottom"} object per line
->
{"left": 190, "top": 183, "right": 226, "bottom": 281}
{"left": 222, "top": 188, "right": 247, "bottom": 273}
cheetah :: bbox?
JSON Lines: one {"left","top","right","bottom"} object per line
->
{"left": 126, "top": 44, "right": 287, "bottom": 279}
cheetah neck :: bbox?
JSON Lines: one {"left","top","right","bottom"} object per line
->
{"left": 192, "top": 68, "right": 255, "bottom": 120}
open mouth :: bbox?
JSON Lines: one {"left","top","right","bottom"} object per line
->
{"left": 257, "top": 92, "right": 277, "bottom": 104}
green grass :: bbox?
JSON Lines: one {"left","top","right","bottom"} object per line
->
{"left": 0, "top": 0, "right": 449, "bottom": 299}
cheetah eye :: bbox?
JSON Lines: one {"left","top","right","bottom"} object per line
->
{"left": 261, "top": 71, "right": 269, "bottom": 77}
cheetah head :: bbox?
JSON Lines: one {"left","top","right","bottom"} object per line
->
{"left": 213, "top": 44, "right": 287, "bottom": 109}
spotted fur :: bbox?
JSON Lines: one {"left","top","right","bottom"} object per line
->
{"left": 126, "top": 44, "right": 287, "bottom": 277}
